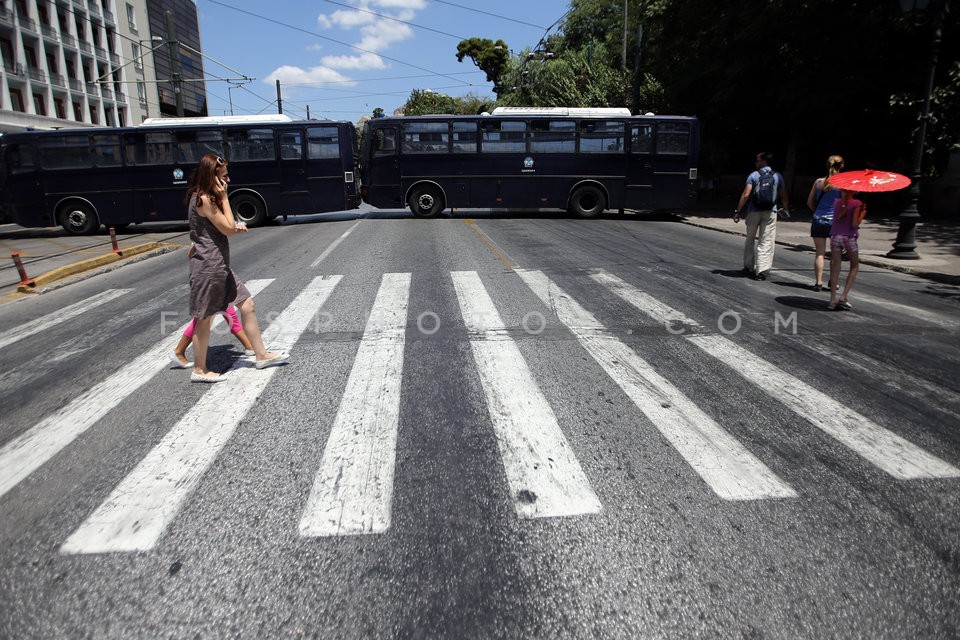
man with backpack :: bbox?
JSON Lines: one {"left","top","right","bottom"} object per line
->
{"left": 733, "top": 152, "right": 789, "bottom": 280}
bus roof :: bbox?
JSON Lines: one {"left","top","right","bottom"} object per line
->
{"left": 490, "top": 106, "right": 633, "bottom": 117}
{"left": 138, "top": 114, "right": 295, "bottom": 127}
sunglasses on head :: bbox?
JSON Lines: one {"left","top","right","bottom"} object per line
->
{"left": 215, "top": 156, "right": 226, "bottom": 166}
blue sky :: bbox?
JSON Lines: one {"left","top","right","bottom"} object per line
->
{"left": 195, "top": 0, "right": 572, "bottom": 124}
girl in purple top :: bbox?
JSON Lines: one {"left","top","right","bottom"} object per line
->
{"left": 828, "top": 189, "right": 867, "bottom": 311}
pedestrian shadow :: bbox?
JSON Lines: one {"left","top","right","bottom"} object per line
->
{"left": 711, "top": 268, "right": 754, "bottom": 279}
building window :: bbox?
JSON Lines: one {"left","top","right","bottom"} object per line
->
{"left": 90, "top": 105, "right": 98, "bottom": 125}
{"left": 137, "top": 80, "right": 146, "bottom": 103}
{"left": 106, "top": 109, "right": 115, "bottom": 127}
{"left": 131, "top": 42, "right": 142, "bottom": 70}
{"left": 73, "top": 101, "right": 82, "bottom": 120}
{"left": 9, "top": 89, "right": 25, "bottom": 112}
{"left": 33, "top": 92, "right": 46, "bottom": 115}
{"left": 125, "top": 3, "right": 136, "bottom": 30}
{"left": 54, "top": 97, "right": 66, "bottom": 119}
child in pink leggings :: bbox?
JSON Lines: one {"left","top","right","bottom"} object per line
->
{"left": 169, "top": 305, "right": 254, "bottom": 368}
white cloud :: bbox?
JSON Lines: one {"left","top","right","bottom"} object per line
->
{"left": 320, "top": 52, "right": 387, "bottom": 71}
{"left": 264, "top": 65, "right": 355, "bottom": 87}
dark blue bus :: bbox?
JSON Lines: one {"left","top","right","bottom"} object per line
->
{"left": 0, "top": 115, "right": 359, "bottom": 234}
{"left": 358, "top": 107, "right": 699, "bottom": 218}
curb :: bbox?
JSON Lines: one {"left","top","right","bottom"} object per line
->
{"left": 15, "top": 242, "right": 182, "bottom": 294}
{"left": 678, "top": 217, "right": 960, "bottom": 287}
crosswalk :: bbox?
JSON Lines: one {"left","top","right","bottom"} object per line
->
{"left": 1, "top": 268, "right": 958, "bottom": 555}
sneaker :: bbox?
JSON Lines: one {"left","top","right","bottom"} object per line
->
{"left": 191, "top": 371, "right": 227, "bottom": 383}
{"left": 255, "top": 353, "right": 289, "bottom": 370}
{"left": 813, "top": 283, "right": 823, "bottom": 292}
{"left": 244, "top": 349, "right": 256, "bottom": 356}
{"left": 837, "top": 300, "right": 852, "bottom": 310}
{"left": 169, "top": 353, "right": 193, "bottom": 369}
{"left": 827, "top": 303, "right": 838, "bottom": 311}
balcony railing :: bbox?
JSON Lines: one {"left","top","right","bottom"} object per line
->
{"left": 27, "top": 68, "right": 47, "bottom": 82}
{"left": 86, "top": 82, "right": 100, "bottom": 95}
{"left": 0, "top": 8, "right": 14, "bottom": 26}
{"left": 103, "top": 10, "right": 114, "bottom": 25}
{"left": 69, "top": 78, "right": 83, "bottom": 91}
{"left": 41, "top": 24, "right": 59, "bottom": 40}
{"left": 49, "top": 72, "right": 66, "bottom": 87}
{"left": 61, "top": 35, "right": 77, "bottom": 49}
{"left": 18, "top": 16, "right": 38, "bottom": 33}
{"left": 79, "top": 41, "right": 92, "bottom": 54}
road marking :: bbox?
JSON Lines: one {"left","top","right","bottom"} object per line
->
{"left": 0, "top": 288, "right": 132, "bottom": 351}
{"left": 299, "top": 273, "right": 410, "bottom": 537}
{"left": 591, "top": 269, "right": 960, "bottom": 480}
{"left": 311, "top": 221, "right": 360, "bottom": 267}
{"left": 465, "top": 219, "right": 518, "bottom": 269}
{"left": 517, "top": 269, "right": 796, "bottom": 501}
{"left": 451, "top": 270, "right": 602, "bottom": 519}
{"left": 60, "top": 277, "right": 336, "bottom": 553}
{"left": 0, "top": 281, "right": 272, "bottom": 501}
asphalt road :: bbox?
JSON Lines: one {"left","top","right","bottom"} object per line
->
{"left": 1, "top": 209, "right": 958, "bottom": 638}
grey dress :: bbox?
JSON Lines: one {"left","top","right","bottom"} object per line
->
{"left": 188, "top": 193, "right": 250, "bottom": 319}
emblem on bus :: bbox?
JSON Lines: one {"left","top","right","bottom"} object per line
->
{"left": 523, "top": 157, "right": 534, "bottom": 169}
{"left": 173, "top": 168, "right": 184, "bottom": 180}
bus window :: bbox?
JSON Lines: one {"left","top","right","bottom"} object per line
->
{"left": 92, "top": 134, "right": 123, "bottom": 167}
{"left": 373, "top": 128, "right": 397, "bottom": 156}
{"left": 452, "top": 121, "right": 477, "bottom": 153}
{"left": 280, "top": 131, "right": 302, "bottom": 159}
{"left": 6, "top": 142, "right": 36, "bottom": 173}
{"left": 175, "top": 129, "right": 225, "bottom": 164}
{"left": 481, "top": 120, "right": 526, "bottom": 153}
{"left": 225, "top": 128, "right": 273, "bottom": 162}
{"left": 580, "top": 120, "right": 625, "bottom": 153}
{"left": 402, "top": 122, "right": 449, "bottom": 153}
{"left": 529, "top": 120, "right": 575, "bottom": 153}
{"left": 630, "top": 125, "right": 653, "bottom": 154}
{"left": 656, "top": 123, "right": 690, "bottom": 155}
{"left": 307, "top": 126, "right": 340, "bottom": 159}
{"left": 39, "top": 134, "right": 91, "bottom": 168}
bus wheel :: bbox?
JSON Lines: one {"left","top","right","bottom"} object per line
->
{"left": 408, "top": 185, "right": 444, "bottom": 218}
{"left": 230, "top": 193, "right": 267, "bottom": 227}
{"left": 58, "top": 202, "right": 100, "bottom": 235}
{"left": 569, "top": 185, "right": 605, "bottom": 218}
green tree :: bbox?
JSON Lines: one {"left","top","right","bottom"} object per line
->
{"left": 456, "top": 38, "right": 511, "bottom": 96}
{"left": 372, "top": 107, "right": 385, "bottom": 118}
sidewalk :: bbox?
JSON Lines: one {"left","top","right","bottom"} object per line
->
{"left": 678, "top": 207, "right": 960, "bottom": 286}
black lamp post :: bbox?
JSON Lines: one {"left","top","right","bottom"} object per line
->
{"left": 888, "top": 0, "right": 948, "bottom": 259}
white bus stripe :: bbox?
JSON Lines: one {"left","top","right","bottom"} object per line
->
{"left": 0, "top": 281, "right": 272, "bottom": 501}
{"left": 299, "top": 273, "right": 410, "bottom": 537}
{"left": 310, "top": 221, "right": 360, "bottom": 267}
{"left": 591, "top": 270, "right": 960, "bottom": 480}
{"left": 0, "top": 289, "right": 132, "bottom": 351}
{"left": 60, "top": 277, "right": 335, "bottom": 554}
{"left": 451, "top": 271, "right": 602, "bottom": 519}
{"left": 518, "top": 269, "right": 796, "bottom": 501}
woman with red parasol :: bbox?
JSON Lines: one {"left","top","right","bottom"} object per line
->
{"left": 824, "top": 169, "right": 911, "bottom": 311}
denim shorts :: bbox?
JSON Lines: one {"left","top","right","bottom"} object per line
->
{"left": 811, "top": 220, "right": 832, "bottom": 238}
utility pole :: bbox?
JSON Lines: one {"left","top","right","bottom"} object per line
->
{"left": 631, "top": 24, "right": 643, "bottom": 114}
{"left": 165, "top": 11, "right": 184, "bottom": 117}
{"left": 622, "top": 1, "right": 628, "bottom": 68}
{"left": 276, "top": 80, "right": 282, "bottom": 114}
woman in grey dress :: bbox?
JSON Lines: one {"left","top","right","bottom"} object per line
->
{"left": 185, "top": 154, "right": 287, "bottom": 382}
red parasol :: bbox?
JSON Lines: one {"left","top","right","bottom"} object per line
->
{"left": 827, "top": 169, "right": 911, "bottom": 193}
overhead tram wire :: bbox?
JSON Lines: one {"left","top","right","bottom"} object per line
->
{"left": 206, "top": 0, "right": 483, "bottom": 88}
{"left": 429, "top": 0, "right": 547, "bottom": 30}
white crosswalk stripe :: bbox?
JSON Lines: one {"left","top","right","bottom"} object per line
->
{"left": 516, "top": 269, "right": 797, "bottom": 501}
{"left": 299, "top": 273, "right": 409, "bottom": 537}
{"left": 451, "top": 270, "right": 602, "bottom": 519}
{"left": 61, "top": 277, "right": 337, "bottom": 553}
{"left": 0, "top": 288, "right": 132, "bottom": 351}
{"left": 590, "top": 269, "right": 960, "bottom": 480}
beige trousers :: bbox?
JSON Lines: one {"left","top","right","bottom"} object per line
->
{"left": 743, "top": 209, "right": 777, "bottom": 274}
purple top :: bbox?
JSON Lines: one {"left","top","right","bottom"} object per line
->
{"left": 830, "top": 196, "right": 863, "bottom": 237}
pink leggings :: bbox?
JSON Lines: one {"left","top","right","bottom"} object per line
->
{"left": 184, "top": 306, "right": 242, "bottom": 338}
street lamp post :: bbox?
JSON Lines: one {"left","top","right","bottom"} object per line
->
{"left": 888, "top": 0, "right": 948, "bottom": 259}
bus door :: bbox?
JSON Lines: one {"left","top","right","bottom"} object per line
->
{"left": 305, "top": 125, "right": 350, "bottom": 212}
{"left": 625, "top": 123, "right": 655, "bottom": 210}
{"left": 651, "top": 122, "right": 694, "bottom": 209}
{"left": 366, "top": 126, "right": 402, "bottom": 208}
{"left": 278, "top": 129, "right": 310, "bottom": 214}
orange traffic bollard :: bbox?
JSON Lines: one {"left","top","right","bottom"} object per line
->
{"left": 11, "top": 252, "right": 35, "bottom": 288}
{"left": 108, "top": 226, "right": 122, "bottom": 254}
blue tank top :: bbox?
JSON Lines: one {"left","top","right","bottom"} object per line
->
{"left": 813, "top": 183, "right": 841, "bottom": 224}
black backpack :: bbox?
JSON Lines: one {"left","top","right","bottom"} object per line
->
{"left": 752, "top": 169, "right": 778, "bottom": 209}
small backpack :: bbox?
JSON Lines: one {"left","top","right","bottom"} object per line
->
{"left": 752, "top": 168, "right": 778, "bottom": 209}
